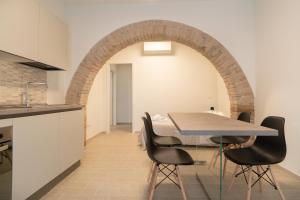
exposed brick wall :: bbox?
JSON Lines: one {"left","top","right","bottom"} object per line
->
{"left": 0, "top": 60, "right": 47, "bottom": 105}
{"left": 66, "top": 20, "right": 254, "bottom": 118}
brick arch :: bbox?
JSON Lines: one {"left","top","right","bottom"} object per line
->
{"left": 66, "top": 20, "right": 254, "bottom": 118}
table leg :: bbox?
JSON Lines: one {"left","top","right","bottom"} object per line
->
{"left": 219, "top": 136, "right": 223, "bottom": 200}
{"left": 194, "top": 136, "right": 211, "bottom": 200}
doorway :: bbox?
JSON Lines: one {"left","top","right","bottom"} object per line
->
{"left": 110, "top": 64, "right": 133, "bottom": 132}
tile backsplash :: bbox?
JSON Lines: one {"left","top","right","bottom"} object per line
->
{"left": 0, "top": 60, "right": 47, "bottom": 105}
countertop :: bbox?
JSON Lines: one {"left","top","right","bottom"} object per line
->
{"left": 0, "top": 104, "right": 83, "bottom": 120}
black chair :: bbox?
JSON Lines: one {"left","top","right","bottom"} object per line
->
{"left": 210, "top": 112, "right": 251, "bottom": 146}
{"left": 144, "top": 112, "right": 183, "bottom": 183}
{"left": 209, "top": 112, "right": 251, "bottom": 172}
{"left": 224, "top": 116, "right": 286, "bottom": 200}
{"left": 142, "top": 117, "right": 194, "bottom": 200}
{"left": 145, "top": 112, "right": 182, "bottom": 147}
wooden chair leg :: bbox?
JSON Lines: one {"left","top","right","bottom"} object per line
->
{"left": 223, "top": 157, "right": 228, "bottom": 178}
{"left": 176, "top": 166, "right": 187, "bottom": 200}
{"left": 228, "top": 164, "right": 239, "bottom": 191}
{"left": 147, "top": 161, "right": 155, "bottom": 183}
{"left": 212, "top": 150, "right": 220, "bottom": 168}
{"left": 149, "top": 164, "right": 158, "bottom": 200}
{"left": 269, "top": 166, "right": 286, "bottom": 200}
{"left": 246, "top": 166, "right": 253, "bottom": 200}
{"left": 173, "top": 165, "right": 179, "bottom": 182}
{"left": 256, "top": 166, "right": 263, "bottom": 192}
{"left": 209, "top": 149, "right": 218, "bottom": 169}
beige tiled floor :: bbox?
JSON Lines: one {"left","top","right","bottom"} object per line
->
{"left": 42, "top": 125, "right": 300, "bottom": 200}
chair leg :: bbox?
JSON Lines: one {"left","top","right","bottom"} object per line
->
{"left": 269, "top": 166, "right": 286, "bottom": 200}
{"left": 246, "top": 166, "right": 253, "bottom": 200}
{"left": 209, "top": 149, "right": 218, "bottom": 169}
{"left": 212, "top": 150, "right": 220, "bottom": 168}
{"left": 228, "top": 164, "right": 239, "bottom": 191}
{"left": 176, "top": 165, "right": 187, "bottom": 200}
{"left": 147, "top": 161, "right": 155, "bottom": 183}
{"left": 256, "top": 166, "right": 263, "bottom": 192}
{"left": 149, "top": 164, "right": 158, "bottom": 200}
{"left": 223, "top": 157, "right": 228, "bottom": 178}
{"left": 173, "top": 165, "right": 179, "bottom": 182}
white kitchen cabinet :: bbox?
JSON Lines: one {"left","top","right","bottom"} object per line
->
{"left": 0, "top": 0, "right": 69, "bottom": 70}
{"left": 11, "top": 110, "right": 84, "bottom": 200}
{"left": 38, "top": 6, "right": 69, "bottom": 70}
{"left": 0, "top": 0, "right": 39, "bottom": 60}
{"left": 59, "top": 110, "right": 84, "bottom": 172}
{"left": 12, "top": 113, "right": 60, "bottom": 200}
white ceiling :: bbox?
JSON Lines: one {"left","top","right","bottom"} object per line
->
{"left": 63, "top": 0, "right": 207, "bottom": 4}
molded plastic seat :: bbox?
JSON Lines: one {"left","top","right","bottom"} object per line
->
{"left": 224, "top": 116, "right": 286, "bottom": 166}
{"left": 210, "top": 112, "right": 251, "bottom": 145}
{"left": 145, "top": 112, "right": 182, "bottom": 147}
{"left": 224, "top": 146, "right": 280, "bottom": 165}
{"left": 153, "top": 135, "right": 182, "bottom": 147}
{"left": 152, "top": 147, "right": 194, "bottom": 165}
{"left": 210, "top": 136, "right": 250, "bottom": 145}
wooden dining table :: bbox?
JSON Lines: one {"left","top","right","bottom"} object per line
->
{"left": 168, "top": 112, "right": 278, "bottom": 200}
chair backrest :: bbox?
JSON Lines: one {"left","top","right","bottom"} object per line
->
{"left": 142, "top": 117, "right": 157, "bottom": 162}
{"left": 237, "top": 112, "right": 251, "bottom": 123}
{"left": 254, "top": 116, "right": 286, "bottom": 163}
{"left": 145, "top": 112, "right": 157, "bottom": 137}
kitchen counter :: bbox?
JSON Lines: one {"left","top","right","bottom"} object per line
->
{"left": 0, "top": 104, "right": 83, "bottom": 120}
{"left": 4, "top": 107, "right": 84, "bottom": 199}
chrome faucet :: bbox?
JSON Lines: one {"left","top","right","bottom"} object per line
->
{"left": 22, "top": 82, "right": 47, "bottom": 107}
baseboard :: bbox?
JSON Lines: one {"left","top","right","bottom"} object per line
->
{"left": 27, "top": 161, "right": 80, "bottom": 200}
{"left": 277, "top": 164, "right": 300, "bottom": 179}
{"left": 86, "top": 131, "right": 106, "bottom": 143}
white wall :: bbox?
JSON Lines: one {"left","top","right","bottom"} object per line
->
{"left": 39, "top": 0, "right": 67, "bottom": 22}
{"left": 216, "top": 74, "right": 231, "bottom": 117}
{"left": 114, "top": 64, "right": 132, "bottom": 123}
{"left": 255, "top": 0, "right": 300, "bottom": 175}
{"left": 61, "top": 0, "right": 254, "bottom": 136}
{"left": 64, "top": 0, "right": 256, "bottom": 97}
{"left": 86, "top": 66, "right": 109, "bottom": 139}
{"left": 86, "top": 42, "right": 230, "bottom": 134}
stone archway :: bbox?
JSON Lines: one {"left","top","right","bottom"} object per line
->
{"left": 66, "top": 20, "right": 254, "bottom": 118}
